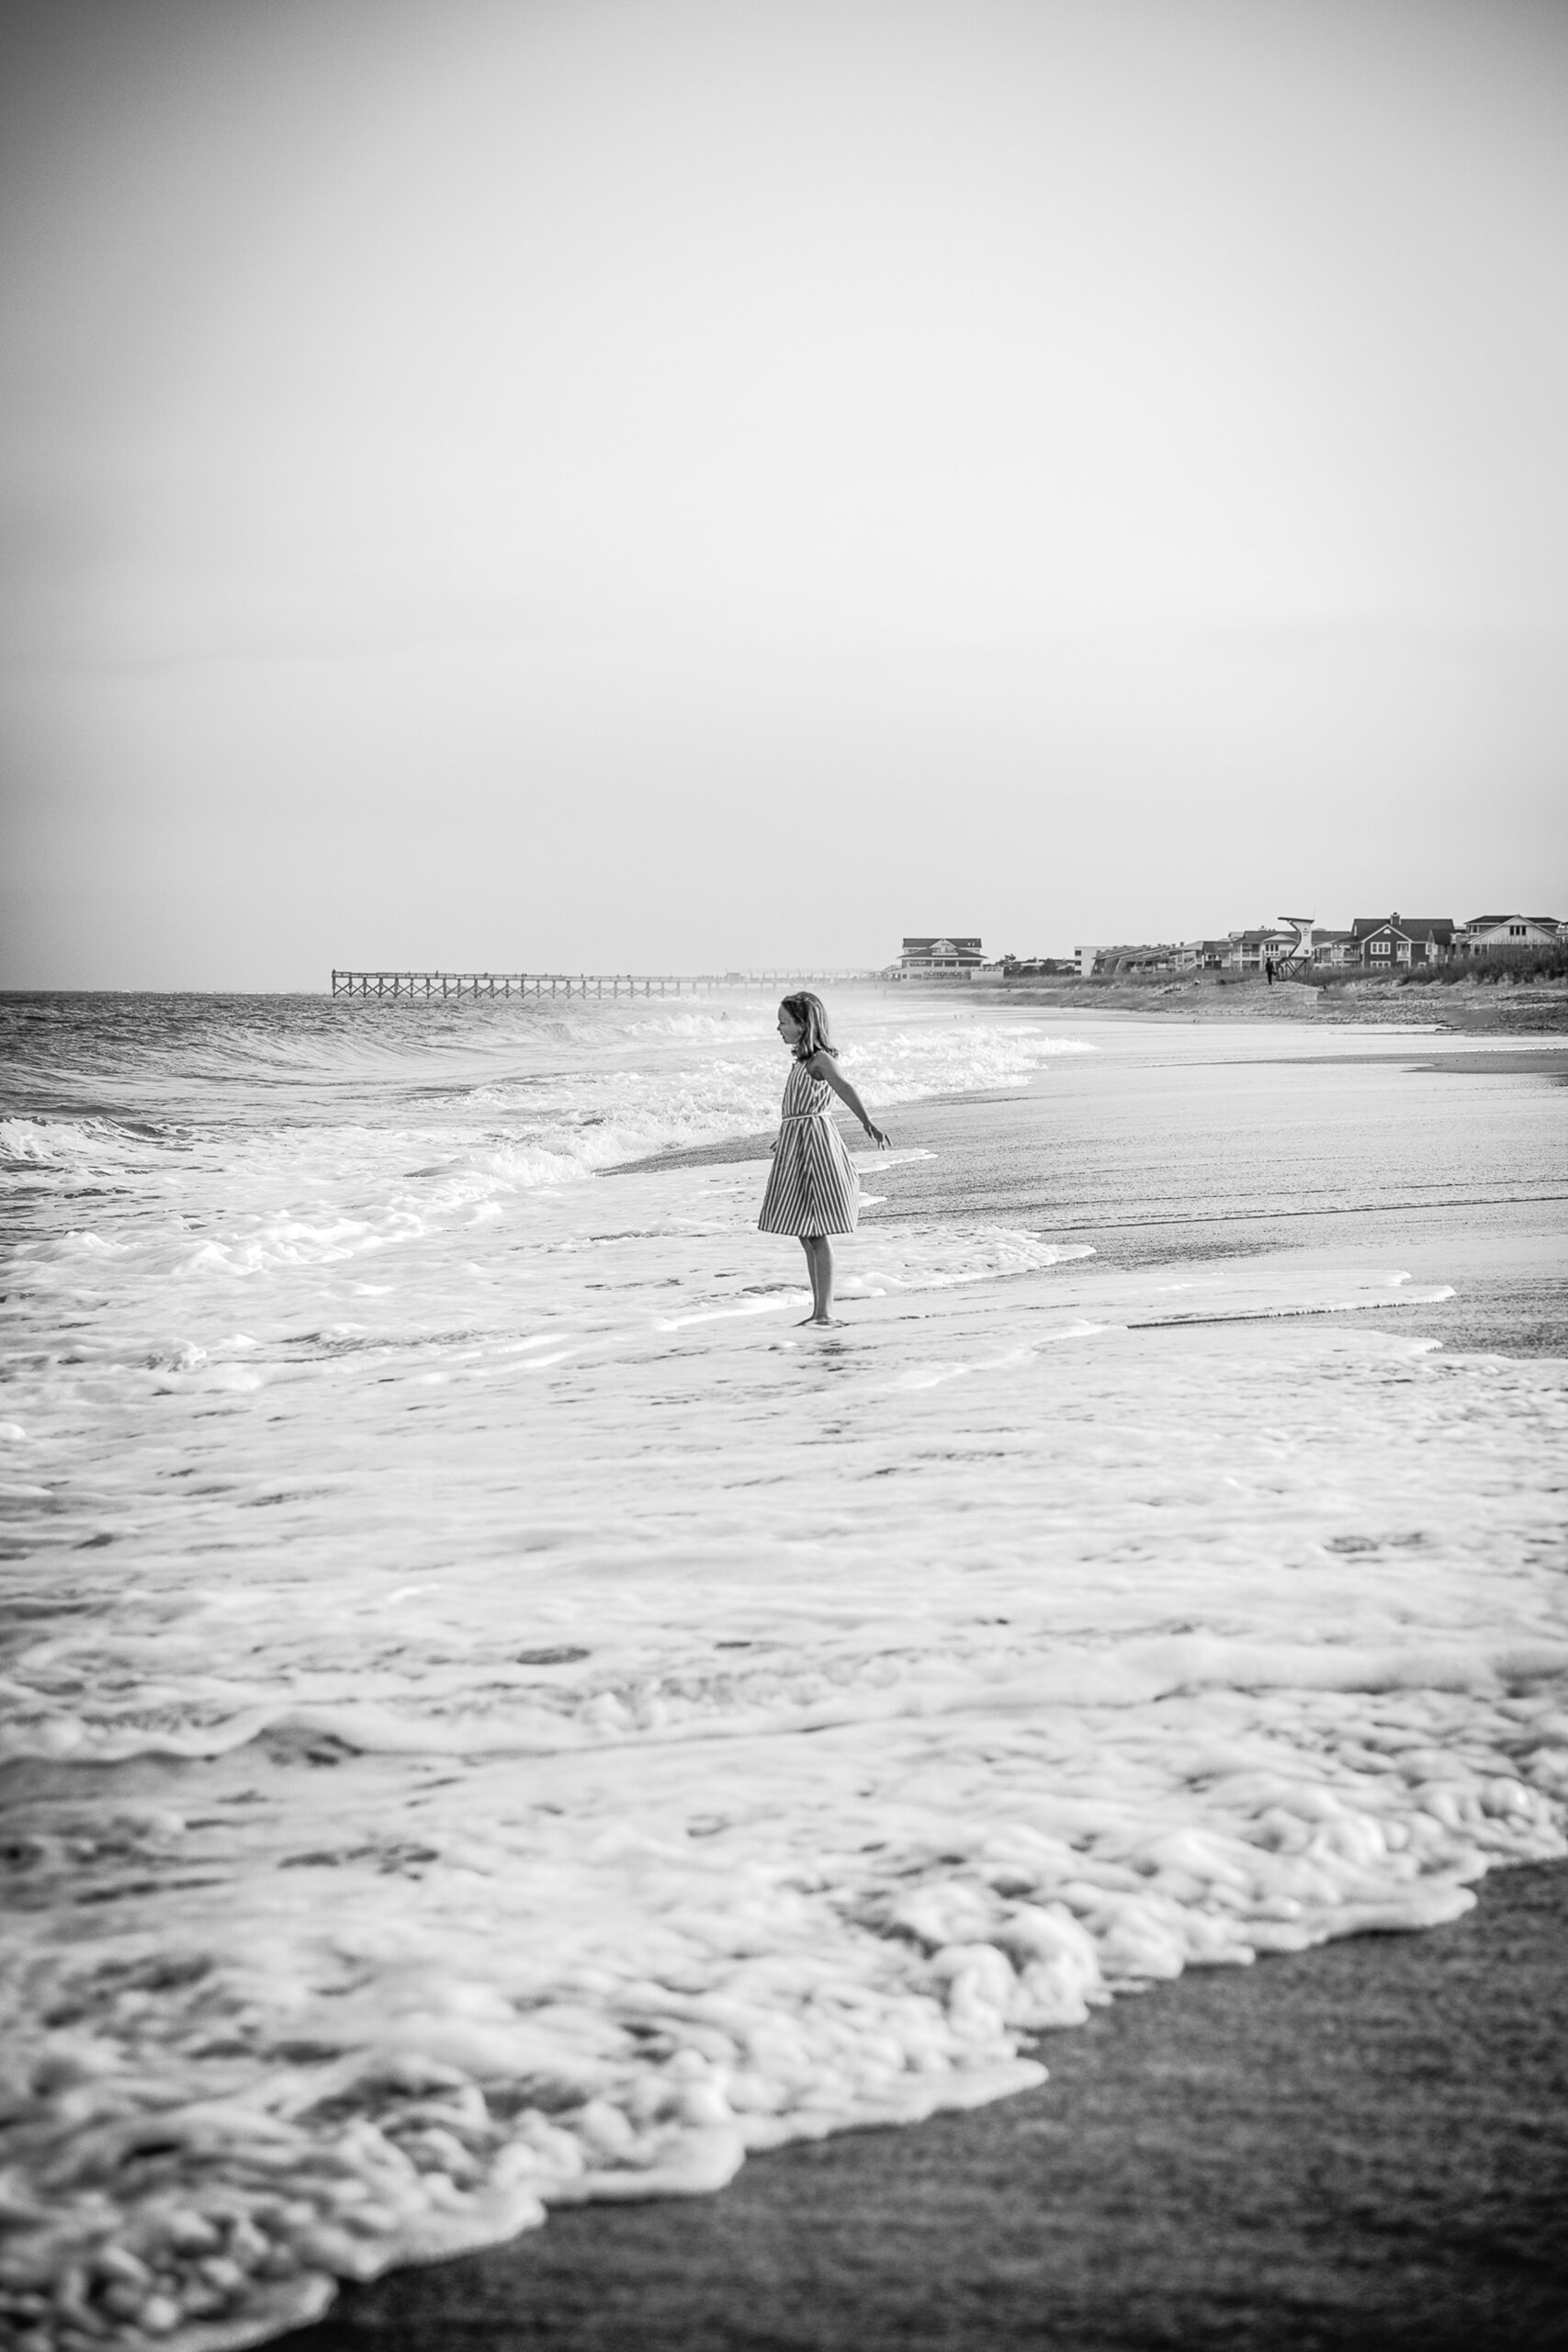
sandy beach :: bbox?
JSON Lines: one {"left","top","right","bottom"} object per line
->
{"left": 267, "top": 1024, "right": 1568, "bottom": 2352}
{"left": 5, "top": 998, "right": 1565, "bottom": 2352}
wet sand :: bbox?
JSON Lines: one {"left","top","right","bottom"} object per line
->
{"left": 283, "top": 1858, "right": 1568, "bottom": 2352}
{"left": 616, "top": 1039, "right": 1568, "bottom": 1353}
{"left": 1255, "top": 1047, "right": 1568, "bottom": 1080}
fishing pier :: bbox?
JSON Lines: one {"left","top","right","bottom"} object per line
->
{"left": 330, "top": 968, "right": 886, "bottom": 1001}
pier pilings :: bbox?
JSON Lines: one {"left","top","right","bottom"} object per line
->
{"left": 329, "top": 969, "right": 886, "bottom": 1001}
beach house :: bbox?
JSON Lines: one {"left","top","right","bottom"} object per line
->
{"left": 1076, "top": 943, "right": 1179, "bottom": 978}
{"left": 894, "top": 936, "right": 985, "bottom": 978}
{"left": 1224, "top": 928, "right": 1300, "bottom": 974}
{"left": 1348, "top": 915, "right": 1457, "bottom": 969}
{"left": 1457, "top": 913, "right": 1562, "bottom": 955}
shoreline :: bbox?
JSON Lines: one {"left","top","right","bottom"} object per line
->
{"left": 283, "top": 1857, "right": 1568, "bottom": 2352}
{"left": 3, "top": 980, "right": 1565, "bottom": 1037}
{"left": 17, "top": 1014, "right": 1558, "bottom": 2352}
{"left": 278, "top": 1055, "right": 1568, "bottom": 2352}
{"left": 602, "top": 1033, "right": 1568, "bottom": 1190}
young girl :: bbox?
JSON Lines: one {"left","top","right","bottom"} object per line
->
{"left": 758, "top": 992, "right": 890, "bottom": 1326}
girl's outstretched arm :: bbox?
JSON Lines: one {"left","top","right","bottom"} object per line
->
{"left": 809, "top": 1052, "right": 890, "bottom": 1147}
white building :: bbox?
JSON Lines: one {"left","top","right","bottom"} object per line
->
{"left": 894, "top": 935, "right": 985, "bottom": 978}
{"left": 1458, "top": 914, "right": 1562, "bottom": 955}
{"left": 1224, "top": 927, "right": 1300, "bottom": 974}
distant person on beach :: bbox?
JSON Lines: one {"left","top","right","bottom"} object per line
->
{"left": 760, "top": 992, "right": 889, "bottom": 1327}
{"left": 1265, "top": 955, "right": 1276, "bottom": 985}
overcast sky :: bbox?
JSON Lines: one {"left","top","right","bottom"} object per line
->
{"left": 3, "top": 0, "right": 1565, "bottom": 987}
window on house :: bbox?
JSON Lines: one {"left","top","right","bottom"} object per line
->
{"left": 1371, "top": 939, "right": 1390, "bottom": 954}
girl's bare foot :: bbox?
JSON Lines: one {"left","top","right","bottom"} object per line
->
{"left": 797, "top": 1313, "right": 844, "bottom": 1327}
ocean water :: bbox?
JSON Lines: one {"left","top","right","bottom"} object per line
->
{"left": 2, "top": 993, "right": 1566, "bottom": 2352}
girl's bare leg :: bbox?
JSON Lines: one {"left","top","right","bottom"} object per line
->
{"left": 798, "top": 1236, "right": 838, "bottom": 1324}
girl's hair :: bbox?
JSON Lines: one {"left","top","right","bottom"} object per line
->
{"left": 779, "top": 991, "right": 836, "bottom": 1061}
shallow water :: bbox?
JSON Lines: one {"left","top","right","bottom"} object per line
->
{"left": 2, "top": 995, "right": 1565, "bottom": 2351}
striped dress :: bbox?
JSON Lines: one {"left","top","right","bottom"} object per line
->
{"left": 758, "top": 1057, "right": 860, "bottom": 1237}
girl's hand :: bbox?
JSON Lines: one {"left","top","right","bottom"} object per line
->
{"left": 815, "top": 1055, "right": 886, "bottom": 1145}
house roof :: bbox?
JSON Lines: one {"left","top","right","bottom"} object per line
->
{"left": 1463, "top": 914, "right": 1560, "bottom": 929}
{"left": 1350, "top": 916, "right": 1455, "bottom": 940}
{"left": 901, "top": 936, "right": 981, "bottom": 952}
